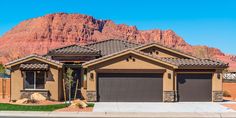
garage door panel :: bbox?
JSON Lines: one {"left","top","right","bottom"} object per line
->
{"left": 98, "top": 73, "right": 163, "bottom": 102}
{"left": 177, "top": 74, "right": 212, "bottom": 102}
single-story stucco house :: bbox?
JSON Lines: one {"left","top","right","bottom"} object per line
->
{"left": 5, "top": 39, "right": 228, "bottom": 102}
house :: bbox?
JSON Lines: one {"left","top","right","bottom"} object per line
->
{"left": 5, "top": 39, "right": 228, "bottom": 102}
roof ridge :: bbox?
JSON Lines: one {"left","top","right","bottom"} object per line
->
{"left": 85, "top": 39, "right": 140, "bottom": 46}
{"left": 78, "top": 45, "right": 101, "bottom": 52}
{"left": 47, "top": 44, "right": 101, "bottom": 55}
{"left": 48, "top": 44, "right": 78, "bottom": 53}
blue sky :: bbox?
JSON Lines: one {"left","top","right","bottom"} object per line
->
{"left": 0, "top": 0, "right": 235, "bottom": 54}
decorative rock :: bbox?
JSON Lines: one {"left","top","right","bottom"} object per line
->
{"left": 30, "top": 93, "right": 47, "bottom": 101}
{"left": 15, "top": 98, "right": 30, "bottom": 104}
{"left": 70, "top": 99, "right": 88, "bottom": 108}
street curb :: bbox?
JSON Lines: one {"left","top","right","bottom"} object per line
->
{"left": 1, "top": 112, "right": 236, "bottom": 118}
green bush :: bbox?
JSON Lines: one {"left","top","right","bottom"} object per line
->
{"left": 223, "top": 91, "right": 231, "bottom": 97}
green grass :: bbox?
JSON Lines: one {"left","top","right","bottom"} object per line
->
{"left": 0, "top": 103, "right": 69, "bottom": 111}
{"left": 87, "top": 103, "right": 94, "bottom": 107}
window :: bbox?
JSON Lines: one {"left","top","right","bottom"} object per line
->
{"left": 25, "top": 71, "right": 45, "bottom": 89}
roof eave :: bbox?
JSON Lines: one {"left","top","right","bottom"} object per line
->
{"left": 5, "top": 56, "right": 63, "bottom": 69}
{"left": 177, "top": 65, "right": 229, "bottom": 70}
{"left": 82, "top": 50, "right": 178, "bottom": 69}
{"left": 135, "top": 43, "right": 198, "bottom": 59}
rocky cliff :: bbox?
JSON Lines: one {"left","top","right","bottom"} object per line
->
{"left": 0, "top": 13, "right": 235, "bottom": 70}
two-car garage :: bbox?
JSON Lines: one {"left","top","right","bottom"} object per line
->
{"left": 97, "top": 73, "right": 163, "bottom": 102}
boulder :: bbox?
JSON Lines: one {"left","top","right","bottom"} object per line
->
{"left": 15, "top": 98, "right": 30, "bottom": 104}
{"left": 30, "top": 93, "right": 47, "bottom": 101}
{"left": 70, "top": 99, "right": 88, "bottom": 108}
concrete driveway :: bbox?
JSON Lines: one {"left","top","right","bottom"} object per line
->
{"left": 93, "top": 102, "right": 235, "bottom": 112}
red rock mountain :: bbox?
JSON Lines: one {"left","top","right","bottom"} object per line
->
{"left": 0, "top": 13, "right": 235, "bottom": 71}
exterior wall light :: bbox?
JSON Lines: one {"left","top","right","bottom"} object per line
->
{"left": 168, "top": 73, "right": 172, "bottom": 79}
{"left": 217, "top": 73, "right": 221, "bottom": 79}
{"left": 90, "top": 73, "right": 94, "bottom": 80}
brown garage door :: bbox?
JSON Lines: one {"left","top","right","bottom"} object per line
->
{"left": 177, "top": 73, "right": 212, "bottom": 102}
{"left": 97, "top": 73, "right": 163, "bottom": 102}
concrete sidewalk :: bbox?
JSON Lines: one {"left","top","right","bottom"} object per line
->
{"left": 94, "top": 102, "right": 234, "bottom": 112}
{"left": 1, "top": 111, "right": 236, "bottom": 118}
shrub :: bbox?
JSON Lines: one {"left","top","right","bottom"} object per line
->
{"left": 223, "top": 91, "right": 231, "bottom": 97}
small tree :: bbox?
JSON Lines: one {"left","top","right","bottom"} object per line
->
{"left": 0, "top": 64, "right": 5, "bottom": 74}
{"left": 64, "top": 68, "right": 74, "bottom": 104}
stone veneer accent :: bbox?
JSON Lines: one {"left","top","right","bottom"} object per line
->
{"left": 213, "top": 91, "right": 223, "bottom": 102}
{"left": 20, "top": 90, "right": 49, "bottom": 99}
{"left": 86, "top": 91, "right": 97, "bottom": 102}
{"left": 163, "top": 91, "right": 175, "bottom": 102}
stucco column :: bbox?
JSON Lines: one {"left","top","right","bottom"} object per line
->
{"left": 212, "top": 70, "right": 223, "bottom": 102}
{"left": 86, "top": 70, "right": 97, "bottom": 102}
{"left": 163, "top": 70, "right": 175, "bottom": 102}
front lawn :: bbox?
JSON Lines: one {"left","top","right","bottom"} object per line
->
{"left": 0, "top": 103, "right": 69, "bottom": 111}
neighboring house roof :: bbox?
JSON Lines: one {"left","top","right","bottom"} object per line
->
{"left": 5, "top": 54, "right": 63, "bottom": 68}
{"left": 20, "top": 63, "right": 49, "bottom": 71}
{"left": 135, "top": 43, "right": 198, "bottom": 59}
{"left": 47, "top": 44, "right": 101, "bottom": 56}
{"left": 85, "top": 39, "right": 140, "bottom": 56}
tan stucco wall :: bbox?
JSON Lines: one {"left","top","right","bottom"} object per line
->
{"left": 87, "top": 70, "right": 97, "bottom": 91}
{"left": 212, "top": 70, "right": 223, "bottom": 91}
{"left": 10, "top": 59, "right": 62, "bottom": 101}
{"left": 44, "top": 65, "right": 62, "bottom": 101}
{"left": 141, "top": 46, "right": 188, "bottom": 59}
{"left": 100, "top": 54, "right": 166, "bottom": 70}
{"left": 163, "top": 69, "right": 174, "bottom": 91}
{"left": 10, "top": 65, "right": 23, "bottom": 100}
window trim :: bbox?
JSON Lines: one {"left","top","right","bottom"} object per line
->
{"left": 24, "top": 71, "right": 46, "bottom": 90}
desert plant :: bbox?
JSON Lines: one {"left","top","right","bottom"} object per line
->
{"left": 64, "top": 68, "right": 74, "bottom": 104}
{"left": 223, "top": 91, "right": 231, "bottom": 97}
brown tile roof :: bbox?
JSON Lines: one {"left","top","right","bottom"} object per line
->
{"left": 137, "top": 50, "right": 228, "bottom": 68}
{"left": 48, "top": 44, "right": 101, "bottom": 55}
{"left": 5, "top": 54, "right": 63, "bottom": 68}
{"left": 159, "top": 58, "right": 229, "bottom": 68}
{"left": 85, "top": 39, "right": 140, "bottom": 56}
{"left": 83, "top": 49, "right": 228, "bottom": 68}
{"left": 20, "top": 64, "right": 49, "bottom": 71}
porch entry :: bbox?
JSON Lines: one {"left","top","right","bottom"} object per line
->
{"left": 64, "top": 64, "right": 83, "bottom": 100}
